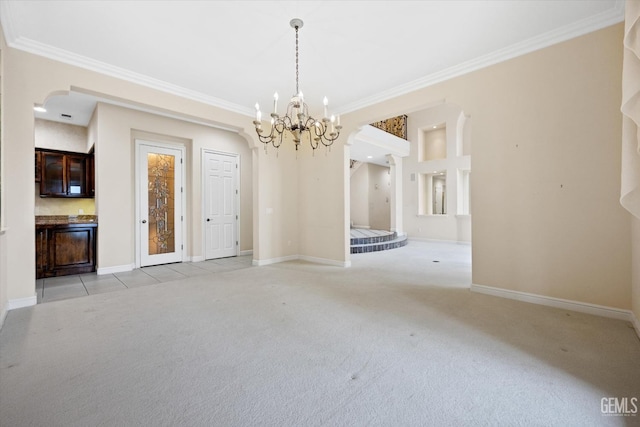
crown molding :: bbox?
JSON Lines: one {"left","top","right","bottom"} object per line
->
{"left": 0, "top": 1, "right": 17, "bottom": 45}
{"left": 1, "top": 20, "right": 254, "bottom": 118}
{"left": 338, "top": 0, "right": 625, "bottom": 114}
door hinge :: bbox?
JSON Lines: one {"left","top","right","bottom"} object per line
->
{"left": 181, "top": 215, "right": 183, "bottom": 221}
{"left": 236, "top": 189, "right": 238, "bottom": 194}
{"left": 236, "top": 241, "right": 238, "bottom": 246}
{"left": 180, "top": 158, "right": 183, "bottom": 164}
{"left": 181, "top": 187, "right": 183, "bottom": 193}
{"left": 236, "top": 215, "right": 238, "bottom": 220}
{"left": 181, "top": 244, "right": 183, "bottom": 250}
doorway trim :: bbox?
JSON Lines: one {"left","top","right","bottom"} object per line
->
{"left": 201, "top": 148, "right": 240, "bottom": 260}
{"left": 134, "top": 139, "right": 187, "bottom": 268}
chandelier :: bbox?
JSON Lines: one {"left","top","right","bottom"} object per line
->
{"left": 253, "top": 18, "right": 341, "bottom": 152}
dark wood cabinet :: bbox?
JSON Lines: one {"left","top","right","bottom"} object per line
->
{"left": 35, "top": 151, "right": 42, "bottom": 182}
{"left": 41, "top": 151, "right": 66, "bottom": 196}
{"left": 37, "top": 149, "right": 94, "bottom": 198}
{"left": 36, "top": 227, "right": 47, "bottom": 278}
{"left": 36, "top": 223, "right": 97, "bottom": 279}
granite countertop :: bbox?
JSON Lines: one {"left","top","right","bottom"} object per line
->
{"left": 35, "top": 215, "right": 98, "bottom": 225}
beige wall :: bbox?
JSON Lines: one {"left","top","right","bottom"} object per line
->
{"left": 0, "top": 25, "right": 7, "bottom": 325}
{"left": 34, "top": 191, "right": 96, "bottom": 216}
{"left": 633, "top": 217, "right": 640, "bottom": 322}
{"left": 297, "top": 139, "right": 348, "bottom": 265}
{"left": 350, "top": 163, "right": 369, "bottom": 228}
{"left": 254, "top": 140, "right": 299, "bottom": 262}
{"left": 349, "top": 162, "right": 391, "bottom": 231}
{"left": 34, "top": 118, "right": 87, "bottom": 152}
{"left": 368, "top": 163, "right": 390, "bottom": 230}
{"left": 93, "top": 102, "right": 253, "bottom": 269}
{"left": 343, "top": 24, "right": 631, "bottom": 309}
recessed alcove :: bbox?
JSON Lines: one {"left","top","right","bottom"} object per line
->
{"left": 419, "top": 125, "right": 446, "bottom": 162}
{"left": 418, "top": 171, "right": 447, "bottom": 215}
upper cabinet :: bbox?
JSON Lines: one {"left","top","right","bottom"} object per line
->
{"left": 37, "top": 149, "right": 94, "bottom": 198}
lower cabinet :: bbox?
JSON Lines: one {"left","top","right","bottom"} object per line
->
{"left": 36, "top": 224, "right": 97, "bottom": 279}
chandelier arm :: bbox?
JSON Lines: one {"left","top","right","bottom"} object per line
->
{"left": 281, "top": 114, "right": 295, "bottom": 132}
{"left": 273, "top": 117, "right": 286, "bottom": 134}
{"left": 309, "top": 132, "right": 319, "bottom": 151}
{"left": 253, "top": 18, "right": 339, "bottom": 155}
{"left": 274, "top": 131, "right": 284, "bottom": 149}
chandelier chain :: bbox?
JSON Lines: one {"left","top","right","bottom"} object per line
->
{"left": 295, "top": 25, "right": 299, "bottom": 95}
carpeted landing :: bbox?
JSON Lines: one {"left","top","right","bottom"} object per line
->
{"left": 1, "top": 241, "right": 638, "bottom": 426}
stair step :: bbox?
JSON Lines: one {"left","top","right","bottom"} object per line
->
{"left": 350, "top": 231, "right": 397, "bottom": 246}
{"left": 350, "top": 234, "right": 408, "bottom": 254}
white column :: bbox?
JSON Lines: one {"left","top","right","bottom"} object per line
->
{"left": 387, "top": 154, "right": 403, "bottom": 234}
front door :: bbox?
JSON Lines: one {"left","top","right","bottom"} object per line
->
{"left": 138, "top": 141, "right": 184, "bottom": 267}
{"left": 204, "top": 151, "right": 238, "bottom": 259}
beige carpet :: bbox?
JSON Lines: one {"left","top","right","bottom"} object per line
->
{"left": 1, "top": 241, "right": 638, "bottom": 426}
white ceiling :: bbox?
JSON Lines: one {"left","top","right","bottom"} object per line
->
{"left": 0, "top": 0, "right": 624, "bottom": 165}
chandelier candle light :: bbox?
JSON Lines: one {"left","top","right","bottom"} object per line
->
{"left": 253, "top": 18, "right": 341, "bottom": 153}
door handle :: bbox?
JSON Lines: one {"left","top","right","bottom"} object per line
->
{"left": 206, "top": 219, "right": 211, "bottom": 222}
{"left": 142, "top": 219, "right": 147, "bottom": 224}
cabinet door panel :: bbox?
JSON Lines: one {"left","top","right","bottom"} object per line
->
{"left": 66, "top": 155, "right": 87, "bottom": 196}
{"left": 47, "top": 227, "right": 96, "bottom": 275}
{"left": 41, "top": 152, "right": 66, "bottom": 195}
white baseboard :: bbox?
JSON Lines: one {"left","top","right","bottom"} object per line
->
{"left": 471, "top": 284, "right": 633, "bottom": 322}
{"left": 239, "top": 250, "right": 253, "bottom": 256}
{"left": 632, "top": 312, "right": 640, "bottom": 340}
{"left": 253, "top": 254, "right": 350, "bottom": 268}
{"left": 8, "top": 295, "right": 37, "bottom": 311}
{"left": 0, "top": 307, "right": 7, "bottom": 330}
{"left": 352, "top": 225, "right": 371, "bottom": 229}
{"left": 252, "top": 255, "right": 299, "bottom": 266}
{"left": 408, "top": 236, "right": 471, "bottom": 245}
{"left": 97, "top": 263, "right": 135, "bottom": 275}
{"left": 298, "top": 255, "right": 351, "bottom": 268}
{"left": 190, "top": 256, "right": 205, "bottom": 263}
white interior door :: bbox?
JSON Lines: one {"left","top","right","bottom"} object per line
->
{"left": 204, "top": 151, "right": 238, "bottom": 260}
{"left": 138, "top": 142, "right": 184, "bottom": 267}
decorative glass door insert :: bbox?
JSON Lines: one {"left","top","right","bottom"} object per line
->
{"left": 147, "top": 153, "right": 175, "bottom": 255}
{"left": 138, "top": 142, "right": 183, "bottom": 267}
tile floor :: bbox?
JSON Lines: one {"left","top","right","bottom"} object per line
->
{"left": 36, "top": 255, "right": 253, "bottom": 304}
